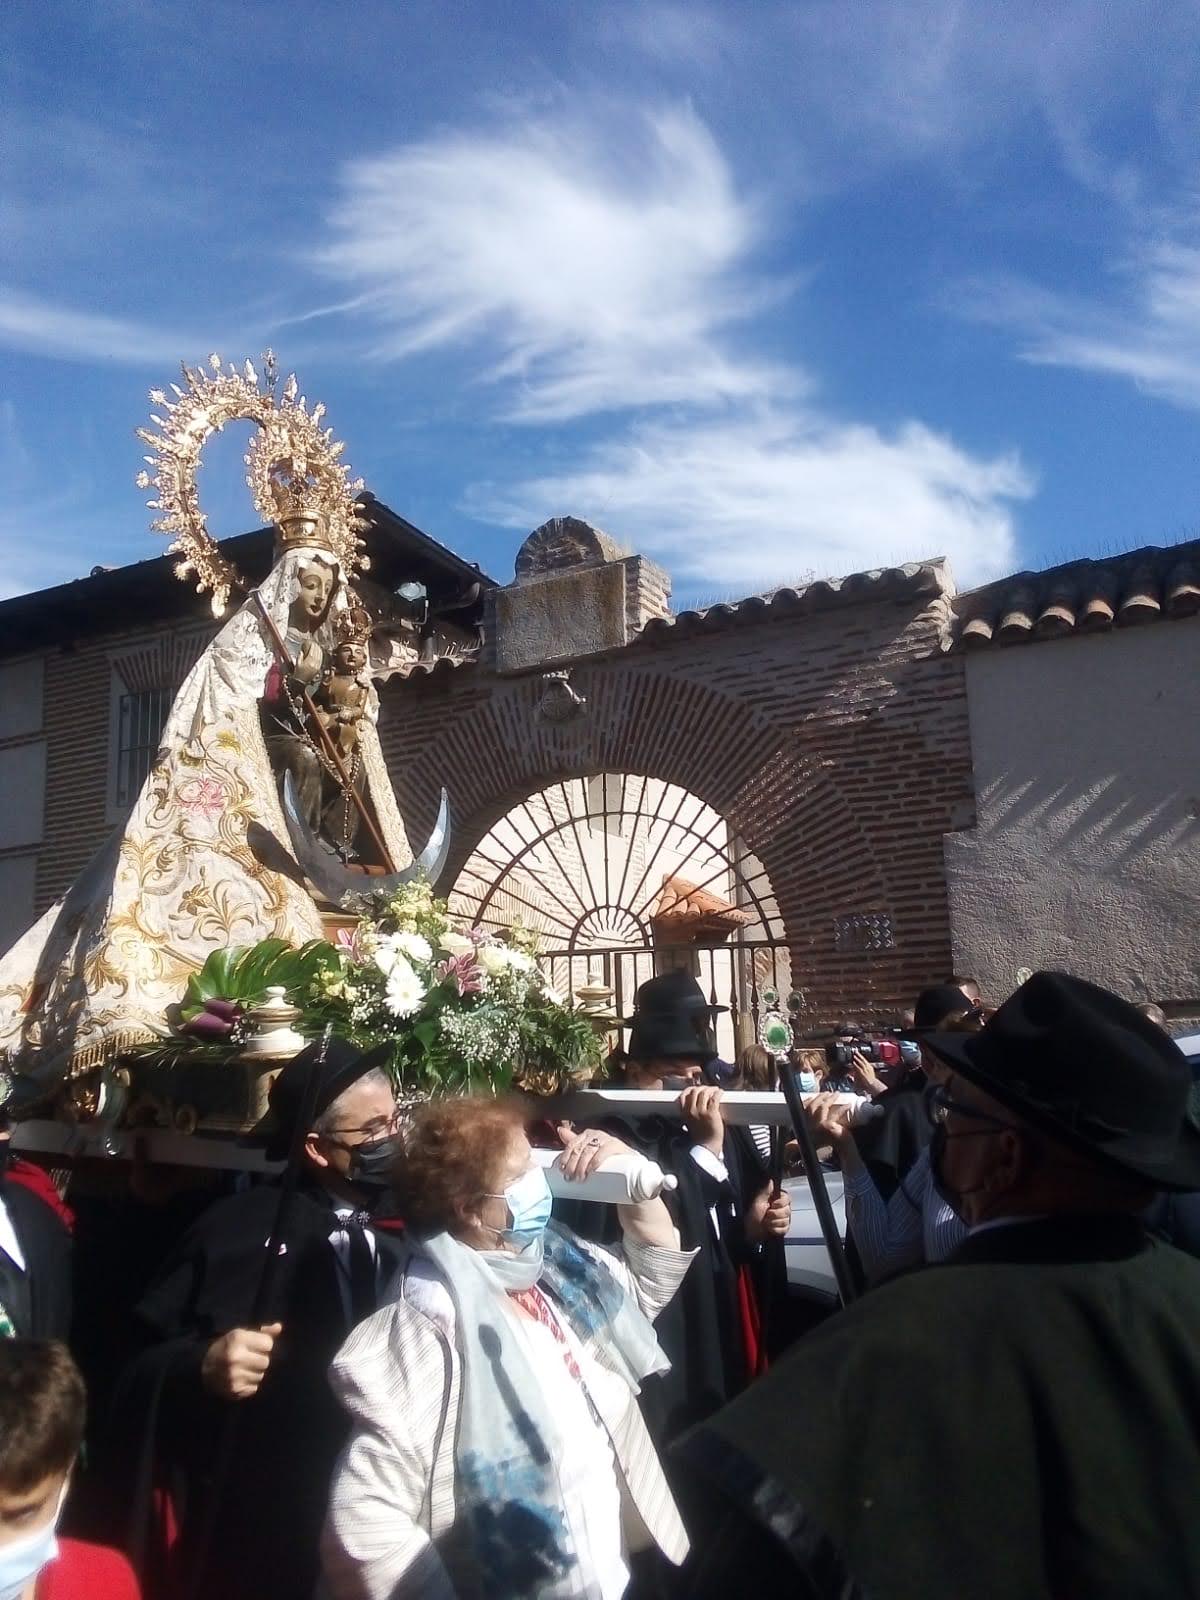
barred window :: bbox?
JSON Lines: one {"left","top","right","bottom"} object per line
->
{"left": 114, "top": 685, "right": 174, "bottom": 807}
{"left": 833, "top": 912, "right": 896, "bottom": 954}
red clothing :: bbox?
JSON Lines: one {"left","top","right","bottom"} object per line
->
{"left": 7, "top": 1160, "right": 75, "bottom": 1233}
{"left": 37, "top": 1539, "right": 140, "bottom": 1600}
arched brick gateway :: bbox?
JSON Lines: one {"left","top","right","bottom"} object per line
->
{"left": 379, "top": 618, "right": 971, "bottom": 1026}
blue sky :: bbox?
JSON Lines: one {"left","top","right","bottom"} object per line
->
{"left": 4, "top": 1, "right": 1200, "bottom": 606}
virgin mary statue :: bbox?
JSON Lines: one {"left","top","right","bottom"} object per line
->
{"left": 0, "top": 358, "right": 416, "bottom": 1093}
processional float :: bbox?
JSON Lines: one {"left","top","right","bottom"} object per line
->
{"left": 0, "top": 357, "right": 854, "bottom": 1304}
{"left": 0, "top": 354, "right": 453, "bottom": 1156}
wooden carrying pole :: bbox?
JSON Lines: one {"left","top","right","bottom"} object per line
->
{"left": 251, "top": 590, "right": 397, "bottom": 873}
{"left": 777, "top": 1060, "right": 858, "bottom": 1305}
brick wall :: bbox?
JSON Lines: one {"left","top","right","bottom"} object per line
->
{"left": 379, "top": 586, "right": 972, "bottom": 1026}
{"left": 27, "top": 579, "right": 972, "bottom": 1026}
{"left": 37, "top": 619, "right": 216, "bottom": 908}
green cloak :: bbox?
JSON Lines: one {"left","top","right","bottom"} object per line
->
{"left": 679, "top": 1216, "right": 1200, "bottom": 1600}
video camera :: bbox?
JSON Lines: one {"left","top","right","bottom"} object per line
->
{"left": 825, "top": 1032, "right": 922, "bottom": 1073}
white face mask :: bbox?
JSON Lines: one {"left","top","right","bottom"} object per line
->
{"left": 0, "top": 1483, "right": 67, "bottom": 1600}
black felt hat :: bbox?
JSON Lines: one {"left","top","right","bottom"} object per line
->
{"left": 626, "top": 1010, "right": 712, "bottom": 1064}
{"left": 251, "top": 1037, "right": 393, "bottom": 1161}
{"left": 924, "top": 971, "right": 1200, "bottom": 1191}
{"left": 621, "top": 969, "right": 728, "bottom": 1025}
{"left": 907, "top": 984, "right": 973, "bottom": 1035}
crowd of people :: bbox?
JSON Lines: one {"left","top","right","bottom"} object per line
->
{"left": 0, "top": 964, "right": 1197, "bottom": 1597}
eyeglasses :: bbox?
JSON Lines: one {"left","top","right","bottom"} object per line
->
{"left": 924, "top": 1083, "right": 1021, "bottom": 1135}
{"left": 321, "top": 1106, "right": 403, "bottom": 1141}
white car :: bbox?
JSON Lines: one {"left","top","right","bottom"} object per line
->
{"left": 784, "top": 1169, "right": 846, "bottom": 1299}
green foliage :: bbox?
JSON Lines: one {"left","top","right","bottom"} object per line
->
{"left": 165, "top": 882, "right": 603, "bottom": 1098}
{"left": 180, "top": 938, "right": 339, "bottom": 1020}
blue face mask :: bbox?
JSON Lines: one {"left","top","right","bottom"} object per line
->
{"left": 488, "top": 1164, "right": 553, "bottom": 1249}
{"left": 797, "top": 1068, "right": 818, "bottom": 1093}
{"left": 0, "top": 1483, "right": 66, "bottom": 1600}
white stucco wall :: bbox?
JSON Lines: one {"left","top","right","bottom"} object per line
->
{"left": 945, "top": 619, "right": 1200, "bottom": 1007}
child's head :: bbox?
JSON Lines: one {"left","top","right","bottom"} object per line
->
{"left": 333, "top": 639, "right": 367, "bottom": 675}
{"left": 0, "top": 1340, "right": 84, "bottom": 1547}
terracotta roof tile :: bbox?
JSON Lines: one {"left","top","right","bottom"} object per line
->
{"left": 652, "top": 875, "right": 752, "bottom": 939}
{"left": 953, "top": 538, "right": 1200, "bottom": 650}
{"left": 637, "top": 559, "right": 947, "bottom": 644}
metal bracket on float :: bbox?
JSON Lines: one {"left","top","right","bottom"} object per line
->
{"left": 281, "top": 771, "right": 451, "bottom": 906}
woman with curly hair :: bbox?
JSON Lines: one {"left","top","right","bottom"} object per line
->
{"left": 321, "top": 1096, "right": 696, "bottom": 1599}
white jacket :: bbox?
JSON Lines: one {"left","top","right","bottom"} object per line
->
{"left": 321, "top": 1237, "right": 696, "bottom": 1599}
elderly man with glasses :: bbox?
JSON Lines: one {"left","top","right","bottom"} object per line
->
{"left": 678, "top": 973, "right": 1200, "bottom": 1600}
{"left": 118, "top": 1039, "right": 406, "bottom": 1600}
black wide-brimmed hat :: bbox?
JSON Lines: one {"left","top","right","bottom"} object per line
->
{"left": 251, "top": 1037, "right": 393, "bottom": 1161}
{"left": 924, "top": 971, "right": 1200, "bottom": 1191}
{"left": 626, "top": 1010, "right": 712, "bottom": 1064}
{"left": 621, "top": 969, "right": 728, "bottom": 1026}
{"left": 900, "top": 984, "right": 974, "bottom": 1039}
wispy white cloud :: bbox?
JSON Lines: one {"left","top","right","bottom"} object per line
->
{"left": 318, "top": 101, "right": 797, "bottom": 421}
{"left": 609, "top": 1, "right": 1200, "bottom": 238}
{"left": 960, "top": 240, "right": 1200, "bottom": 410}
{"left": 0, "top": 285, "right": 200, "bottom": 367}
{"left": 322, "top": 95, "right": 1034, "bottom": 588}
{"left": 0, "top": 401, "right": 108, "bottom": 597}
{"left": 466, "top": 408, "right": 1031, "bottom": 590}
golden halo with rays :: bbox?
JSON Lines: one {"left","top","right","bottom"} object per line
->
{"left": 135, "top": 352, "right": 370, "bottom": 616}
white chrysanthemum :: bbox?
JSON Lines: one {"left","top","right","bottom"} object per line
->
{"left": 383, "top": 953, "right": 426, "bottom": 1018}
{"left": 374, "top": 930, "right": 430, "bottom": 977}
{"left": 390, "top": 930, "right": 432, "bottom": 966}
{"left": 439, "top": 930, "right": 475, "bottom": 958}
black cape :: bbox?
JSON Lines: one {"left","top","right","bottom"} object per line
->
{"left": 116, "top": 1176, "right": 404, "bottom": 1600}
{"left": 849, "top": 1073, "right": 930, "bottom": 1200}
{"left": 678, "top": 1215, "right": 1200, "bottom": 1600}
{"left": 0, "top": 1177, "right": 72, "bottom": 1339}
{"left": 555, "top": 1115, "right": 769, "bottom": 1443}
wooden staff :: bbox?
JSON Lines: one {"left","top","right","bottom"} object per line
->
{"left": 778, "top": 1057, "right": 858, "bottom": 1305}
{"left": 250, "top": 590, "right": 397, "bottom": 874}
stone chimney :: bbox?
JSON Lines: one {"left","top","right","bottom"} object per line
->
{"left": 490, "top": 516, "right": 671, "bottom": 676}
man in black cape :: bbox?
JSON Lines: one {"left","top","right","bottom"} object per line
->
{"left": 561, "top": 972, "right": 789, "bottom": 1442}
{"left": 678, "top": 972, "right": 1200, "bottom": 1600}
{"left": 115, "top": 1038, "right": 405, "bottom": 1600}
{"left": 848, "top": 982, "right": 974, "bottom": 1200}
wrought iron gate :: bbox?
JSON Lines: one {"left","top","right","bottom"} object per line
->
{"left": 449, "top": 773, "right": 792, "bottom": 1052}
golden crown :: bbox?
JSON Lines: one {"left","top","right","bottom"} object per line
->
{"left": 333, "top": 602, "right": 374, "bottom": 650}
{"left": 136, "top": 353, "right": 370, "bottom": 615}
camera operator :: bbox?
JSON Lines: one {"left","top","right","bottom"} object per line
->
{"left": 847, "top": 984, "right": 974, "bottom": 1204}
{"left": 822, "top": 1024, "right": 918, "bottom": 1099}
{"left": 811, "top": 1006, "right": 984, "bottom": 1283}
{"left": 820, "top": 1023, "right": 865, "bottom": 1094}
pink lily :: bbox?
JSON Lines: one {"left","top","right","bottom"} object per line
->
{"left": 437, "top": 953, "right": 484, "bottom": 996}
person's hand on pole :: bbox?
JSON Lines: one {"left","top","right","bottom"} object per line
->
{"left": 555, "top": 1123, "right": 631, "bottom": 1182}
{"left": 201, "top": 1323, "right": 283, "bottom": 1400}
{"left": 805, "top": 1091, "right": 867, "bottom": 1176}
{"left": 679, "top": 1085, "right": 725, "bottom": 1157}
{"left": 804, "top": 1092, "right": 857, "bottom": 1148}
{"left": 747, "top": 1184, "right": 792, "bottom": 1241}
